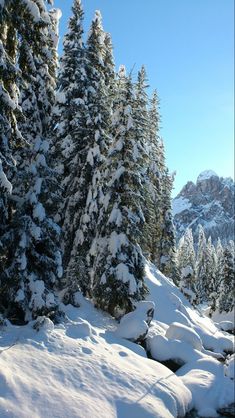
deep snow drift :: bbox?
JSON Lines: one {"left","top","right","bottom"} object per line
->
{"left": 0, "top": 262, "right": 234, "bottom": 418}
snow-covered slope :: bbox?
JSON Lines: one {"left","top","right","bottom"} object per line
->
{"left": 0, "top": 263, "right": 234, "bottom": 418}
{"left": 173, "top": 171, "right": 234, "bottom": 244}
{"left": 0, "top": 301, "right": 191, "bottom": 418}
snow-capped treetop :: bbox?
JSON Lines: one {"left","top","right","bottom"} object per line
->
{"left": 118, "top": 65, "right": 126, "bottom": 78}
{"left": 197, "top": 170, "right": 218, "bottom": 183}
{"left": 93, "top": 9, "right": 102, "bottom": 24}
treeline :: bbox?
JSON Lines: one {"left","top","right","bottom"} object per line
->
{"left": 0, "top": 0, "right": 177, "bottom": 322}
{"left": 176, "top": 225, "right": 234, "bottom": 314}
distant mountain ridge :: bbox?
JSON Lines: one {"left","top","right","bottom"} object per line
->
{"left": 172, "top": 170, "right": 234, "bottom": 245}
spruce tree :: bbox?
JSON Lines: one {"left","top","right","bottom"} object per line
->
{"left": 195, "top": 226, "right": 217, "bottom": 306}
{"left": 146, "top": 90, "right": 163, "bottom": 265}
{"left": 51, "top": 0, "right": 89, "bottom": 271}
{"left": 0, "top": 0, "right": 62, "bottom": 322}
{"left": 215, "top": 238, "right": 224, "bottom": 291}
{"left": 206, "top": 237, "right": 217, "bottom": 313}
{"left": 159, "top": 168, "right": 178, "bottom": 282}
{"left": 132, "top": 66, "right": 153, "bottom": 257}
{"left": 219, "top": 243, "right": 235, "bottom": 313}
{"left": 64, "top": 10, "right": 114, "bottom": 298}
{"left": 103, "top": 32, "right": 116, "bottom": 104}
{"left": 91, "top": 68, "right": 148, "bottom": 317}
{"left": 195, "top": 225, "right": 207, "bottom": 304}
{"left": 177, "top": 227, "right": 196, "bottom": 302}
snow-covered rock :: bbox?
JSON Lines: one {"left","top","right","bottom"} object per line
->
{"left": 177, "top": 358, "right": 234, "bottom": 417}
{"left": 145, "top": 262, "right": 234, "bottom": 356}
{"left": 65, "top": 318, "right": 93, "bottom": 339}
{"left": 33, "top": 316, "right": 54, "bottom": 333}
{"left": 147, "top": 334, "right": 204, "bottom": 365}
{"left": 212, "top": 308, "right": 235, "bottom": 328}
{"left": 165, "top": 322, "right": 203, "bottom": 351}
{"left": 115, "top": 301, "right": 155, "bottom": 342}
{"left": 218, "top": 320, "right": 234, "bottom": 333}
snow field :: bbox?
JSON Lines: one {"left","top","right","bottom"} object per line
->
{"left": 0, "top": 307, "right": 191, "bottom": 418}
{"left": 0, "top": 262, "right": 234, "bottom": 418}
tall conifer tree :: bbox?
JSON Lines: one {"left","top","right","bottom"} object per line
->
{"left": 64, "top": 10, "right": 114, "bottom": 299}
{"left": 219, "top": 243, "right": 234, "bottom": 313}
{"left": 91, "top": 67, "right": 148, "bottom": 317}
{"left": 177, "top": 227, "right": 196, "bottom": 301}
{"left": 146, "top": 91, "right": 163, "bottom": 265}
{"left": 0, "top": 0, "right": 62, "bottom": 322}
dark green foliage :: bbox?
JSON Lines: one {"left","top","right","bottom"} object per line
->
{"left": 219, "top": 245, "right": 235, "bottom": 313}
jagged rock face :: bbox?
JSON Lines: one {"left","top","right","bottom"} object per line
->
{"left": 172, "top": 171, "right": 234, "bottom": 245}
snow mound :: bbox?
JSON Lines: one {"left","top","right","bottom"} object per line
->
{"left": 166, "top": 322, "right": 203, "bottom": 351}
{"left": 145, "top": 262, "right": 234, "bottom": 355}
{"left": 177, "top": 358, "right": 234, "bottom": 417}
{"left": 218, "top": 321, "right": 234, "bottom": 332}
{"left": 115, "top": 301, "right": 154, "bottom": 342}
{"left": 147, "top": 334, "right": 205, "bottom": 365}
{"left": 0, "top": 300, "right": 192, "bottom": 418}
{"left": 197, "top": 170, "right": 218, "bottom": 182}
{"left": 33, "top": 316, "right": 54, "bottom": 333}
{"left": 65, "top": 318, "right": 94, "bottom": 339}
{"left": 212, "top": 308, "right": 235, "bottom": 328}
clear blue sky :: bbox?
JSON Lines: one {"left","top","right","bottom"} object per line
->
{"left": 53, "top": 0, "right": 234, "bottom": 196}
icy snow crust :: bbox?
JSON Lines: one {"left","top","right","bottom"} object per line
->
{"left": 0, "top": 263, "right": 234, "bottom": 418}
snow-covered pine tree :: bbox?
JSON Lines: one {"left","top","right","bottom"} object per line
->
{"left": 50, "top": 0, "right": 89, "bottom": 272}
{"left": 195, "top": 226, "right": 217, "bottom": 306}
{"left": 219, "top": 242, "right": 235, "bottom": 313}
{"left": 91, "top": 67, "right": 148, "bottom": 318}
{"left": 177, "top": 227, "right": 196, "bottom": 302}
{"left": 132, "top": 66, "right": 153, "bottom": 257}
{"left": 64, "top": 10, "right": 114, "bottom": 299}
{"left": 0, "top": 0, "right": 62, "bottom": 322}
{"left": 159, "top": 167, "right": 178, "bottom": 282}
{"left": 215, "top": 238, "right": 224, "bottom": 287}
{"left": 195, "top": 224, "right": 207, "bottom": 304}
{"left": 205, "top": 237, "right": 217, "bottom": 313}
{"left": 146, "top": 90, "right": 163, "bottom": 266}
{"left": 103, "top": 32, "right": 116, "bottom": 105}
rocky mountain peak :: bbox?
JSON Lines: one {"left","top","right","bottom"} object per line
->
{"left": 196, "top": 170, "right": 218, "bottom": 183}
{"left": 173, "top": 171, "right": 234, "bottom": 245}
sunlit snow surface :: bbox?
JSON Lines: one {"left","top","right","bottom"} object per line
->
{"left": 0, "top": 262, "right": 234, "bottom": 418}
